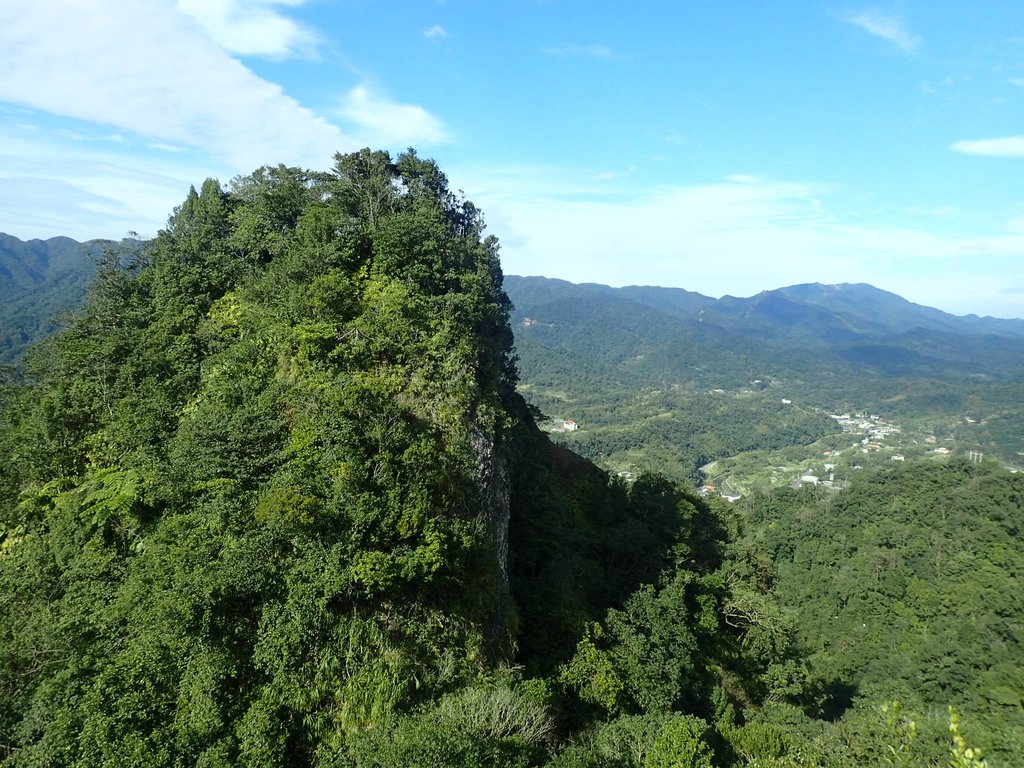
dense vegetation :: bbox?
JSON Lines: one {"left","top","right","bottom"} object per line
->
{"left": 732, "top": 458, "right": 1024, "bottom": 765}
{"left": 0, "top": 151, "right": 1015, "bottom": 766}
{"left": 506, "top": 276, "right": 1023, "bottom": 764}
{"left": 0, "top": 151, "right": 809, "bottom": 766}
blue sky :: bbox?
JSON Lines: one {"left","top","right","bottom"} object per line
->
{"left": 1, "top": 1, "right": 1022, "bottom": 317}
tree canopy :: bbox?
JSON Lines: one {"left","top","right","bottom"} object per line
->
{"left": 0, "top": 150, "right": 1012, "bottom": 767}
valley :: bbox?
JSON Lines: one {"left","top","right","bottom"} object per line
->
{"left": 506, "top": 275, "right": 1024, "bottom": 494}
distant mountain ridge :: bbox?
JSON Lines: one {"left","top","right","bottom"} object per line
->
{"left": 2, "top": 231, "right": 1023, "bottom": 367}
{"left": 504, "top": 274, "right": 1024, "bottom": 473}
{"left": 0, "top": 233, "right": 105, "bottom": 363}
{"left": 776, "top": 282, "right": 1024, "bottom": 337}
{"left": 534, "top": 278, "right": 1024, "bottom": 338}
{"left": 505, "top": 275, "right": 1024, "bottom": 381}
{"left": 0, "top": 233, "right": 91, "bottom": 294}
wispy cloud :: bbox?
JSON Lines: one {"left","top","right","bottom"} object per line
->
{"left": 456, "top": 167, "right": 1024, "bottom": 317}
{"left": 594, "top": 165, "right": 636, "bottom": 181}
{"left": 0, "top": 2, "right": 452, "bottom": 239}
{"left": 0, "top": 0, "right": 354, "bottom": 170}
{"left": 0, "top": 117, "right": 215, "bottom": 240}
{"left": 423, "top": 25, "right": 448, "bottom": 40}
{"left": 951, "top": 136, "right": 1024, "bottom": 158}
{"left": 541, "top": 44, "right": 614, "bottom": 60}
{"left": 655, "top": 132, "right": 686, "bottom": 144}
{"left": 176, "top": 0, "right": 319, "bottom": 59}
{"left": 844, "top": 11, "right": 920, "bottom": 51}
{"left": 337, "top": 86, "right": 449, "bottom": 146}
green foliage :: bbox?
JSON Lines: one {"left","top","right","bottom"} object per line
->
{"left": 343, "top": 682, "right": 552, "bottom": 768}
{"left": 547, "top": 713, "right": 713, "bottom": 768}
{"left": 737, "top": 459, "right": 1024, "bottom": 763}
{"left": 643, "top": 715, "right": 714, "bottom": 768}
{"left": 560, "top": 626, "right": 626, "bottom": 714}
{"left": 595, "top": 713, "right": 675, "bottom": 767}
{"left": 948, "top": 707, "right": 989, "bottom": 768}
{"left": 8, "top": 152, "right": 1011, "bottom": 768}
{"left": 0, "top": 150, "right": 527, "bottom": 765}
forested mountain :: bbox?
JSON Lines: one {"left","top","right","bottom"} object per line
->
{"left": 0, "top": 234, "right": 102, "bottom": 363}
{"left": 8, "top": 242, "right": 1020, "bottom": 374}
{"left": 0, "top": 161, "right": 1017, "bottom": 766}
{"left": 775, "top": 282, "right": 1024, "bottom": 338}
{"left": 734, "top": 458, "right": 1024, "bottom": 765}
{"left": 0, "top": 152, "right": 818, "bottom": 767}
{"left": 506, "top": 275, "right": 1024, "bottom": 480}
{"left": 507, "top": 276, "right": 1024, "bottom": 379}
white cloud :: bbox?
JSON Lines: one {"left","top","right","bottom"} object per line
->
{"left": 725, "top": 174, "right": 761, "bottom": 185}
{"left": 844, "top": 12, "right": 920, "bottom": 51}
{"left": 541, "top": 44, "right": 614, "bottom": 59}
{"left": 337, "top": 86, "right": 449, "bottom": 146}
{"left": 176, "top": 0, "right": 318, "bottom": 59}
{"left": 595, "top": 166, "right": 636, "bottom": 181}
{"left": 0, "top": 0, "right": 355, "bottom": 171}
{"left": 0, "top": 2, "right": 450, "bottom": 239}
{"left": 951, "top": 136, "right": 1024, "bottom": 158}
{"left": 0, "top": 121, "right": 211, "bottom": 241}
{"left": 453, "top": 168, "right": 1024, "bottom": 317}
{"left": 424, "top": 25, "right": 448, "bottom": 40}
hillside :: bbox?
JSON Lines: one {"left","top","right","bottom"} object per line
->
{"left": 507, "top": 276, "right": 1024, "bottom": 380}
{"left": 736, "top": 458, "right": 1024, "bottom": 765}
{"left": 0, "top": 153, "right": 807, "bottom": 767}
{"left": 0, "top": 190, "right": 1019, "bottom": 766}
{"left": 776, "top": 282, "right": 1024, "bottom": 338}
{"left": 0, "top": 234, "right": 101, "bottom": 363}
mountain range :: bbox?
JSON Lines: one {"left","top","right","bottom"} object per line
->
{"left": 504, "top": 275, "right": 1024, "bottom": 382}
{"left": 2, "top": 232, "right": 1023, "bottom": 382}
{"left": 0, "top": 233, "right": 106, "bottom": 363}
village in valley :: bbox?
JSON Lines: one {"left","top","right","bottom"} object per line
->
{"left": 543, "top": 393, "right": 1001, "bottom": 501}
{"left": 698, "top": 402, "right": 1000, "bottom": 500}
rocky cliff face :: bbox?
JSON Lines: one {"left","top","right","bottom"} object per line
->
{"left": 470, "top": 425, "right": 511, "bottom": 585}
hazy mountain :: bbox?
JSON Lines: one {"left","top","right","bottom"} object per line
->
{"left": 508, "top": 275, "right": 1024, "bottom": 338}
{"left": 0, "top": 233, "right": 98, "bottom": 299}
{"left": 505, "top": 275, "right": 1024, "bottom": 381}
{"left": 777, "top": 282, "right": 1024, "bottom": 337}
{"left": 2, "top": 240, "right": 1021, "bottom": 378}
{"left": 504, "top": 275, "right": 839, "bottom": 391}
{"left": 0, "top": 233, "right": 101, "bottom": 363}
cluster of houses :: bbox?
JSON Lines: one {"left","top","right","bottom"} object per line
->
{"left": 797, "top": 463, "right": 840, "bottom": 488}
{"left": 828, "top": 413, "right": 904, "bottom": 455}
{"left": 697, "top": 483, "right": 741, "bottom": 502}
{"left": 831, "top": 412, "right": 901, "bottom": 439}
